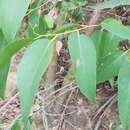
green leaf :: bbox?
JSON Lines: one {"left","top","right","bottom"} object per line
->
{"left": 68, "top": 32, "right": 96, "bottom": 102}
{"left": 0, "top": 29, "right": 9, "bottom": 98}
{"left": 94, "top": 0, "right": 130, "bottom": 9}
{"left": 44, "top": 15, "right": 54, "bottom": 29}
{"left": 0, "top": 38, "right": 33, "bottom": 67}
{"left": 91, "top": 30, "right": 122, "bottom": 63}
{"left": 11, "top": 119, "right": 21, "bottom": 130}
{"left": 28, "top": 0, "right": 46, "bottom": 36}
{"left": 29, "top": 0, "right": 44, "bottom": 24}
{"left": 97, "top": 51, "right": 125, "bottom": 83}
{"left": 101, "top": 18, "right": 130, "bottom": 40}
{"left": 11, "top": 122, "right": 20, "bottom": 130}
{"left": 118, "top": 57, "right": 130, "bottom": 130}
{"left": 17, "top": 39, "right": 53, "bottom": 125}
{"left": 0, "top": 0, "right": 30, "bottom": 97}
{"left": 0, "top": 29, "right": 7, "bottom": 48}
{"left": 0, "top": 37, "right": 32, "bottom": 98}
{"left": 0, "top": 62, "right": 10, "bottom": 98}
{"left": 91, "top": 30, "right": 124, "bottom": 83}
{"left": 38, "top": 17, "right": 49, "bottom": 34}
{"left": 24, "top": 120, "right": 31, "bottom": 130}
{"left": 0, "top": 0, "right": 30, "bottom": 41}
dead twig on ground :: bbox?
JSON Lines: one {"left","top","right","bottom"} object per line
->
{"left": 93, "top": 94, "right": 117, "bottom": 129}
{"left": 57, "top": 89, "right": 74, "bottom": 130}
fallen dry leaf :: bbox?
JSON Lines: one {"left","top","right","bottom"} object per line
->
{"left": 56, "top": 41, "right": 63, "bottom": 56}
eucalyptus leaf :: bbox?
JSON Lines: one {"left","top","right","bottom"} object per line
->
{"left": 0, "top": 0, "right": 30, "bottom": 97}
{"left": 97, "top": 51, "right": 125, "bottom": 83}
{"left": 0, "top": 38, "right": 33, "bottom": 67}
{"left": 118, "top": 57, "right": 130, "bottom": 130}
{"left": 68, "top": 32, "right": 96, "bottom": 102}
{"left": 17, "top": 39, "right": 53, "bottom": 126}
{"left": 0, "top": 30, "right": 9, "bottom": 98}
{"left": 44, "top": 15, "right": 54, "bottom": 29}
{"left": 0, "top": 38, "right": 32, "bottom": 98}
{"left": 101, "top": 18, "right": 130, "bottom": 40}
{"left": 0, "top": 63, "right": 10, "bottom": 98}
{"left": 11, "top": 118, "right": 21, "bottom": 130}
{"left": 91, "top": 30, "right": 122, "bottom": 63}
{"left": 0, "top": 0, "right": 30, "bottom": 42}
{"left": 91, "top": 30, "right": 124, "bottom": 83}
{"left": 28, "top": 0, "right": 47, "bottom": 36}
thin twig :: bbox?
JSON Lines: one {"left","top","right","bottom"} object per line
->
{"left": 57, "top": 89, "right": 74, "bottom": 130}
{"left": 34, "top": 24, "right": 100, "bottom": 40}
{"left": 45, "top": 86, "right": 77, "bottom": 109}
{"left": 93, "top": 94, "right": 117, "bottom": 120}
{"left": 64, "top": 119, "right": 80, "bottom": 129}
{"left": 42, "top": 102, "right": 49, "bottom": 130}
{"left": 94, "top": 94, "right": 117, "bottom": 130}
{"left": 44, "top": 82, "right": 73, "bottom": 101}
{"left": 94, "top": 117, "right": 102, "bottom": 130}
{"left": 0, "top": 93, "right": 18, "bottom": 113}
{"left": 45, "top": 110, "right": 77, "bottom": 117}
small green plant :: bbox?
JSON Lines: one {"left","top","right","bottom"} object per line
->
{"left": 1, "top": 0, "right": 130, "bottom": 130}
